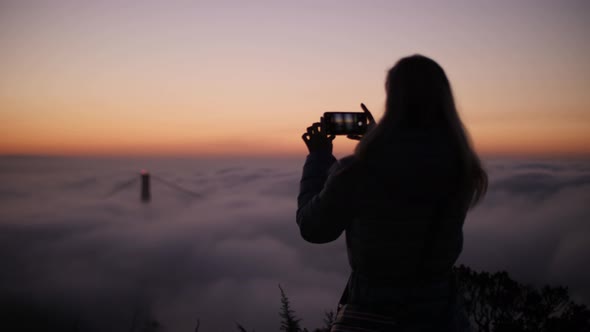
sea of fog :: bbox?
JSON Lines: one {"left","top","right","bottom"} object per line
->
{"left": 1, "top": 156, "right": 589, "bottom": 331}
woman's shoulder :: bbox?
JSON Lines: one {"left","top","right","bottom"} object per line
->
{"left": 339, "top": 155, "right": 357, "bottom": 167}
{"left": 328, "top": 154, "right": 358, "bottom": 173}
{"left": 325, "top": 155, "right": 366, "bottom": 186}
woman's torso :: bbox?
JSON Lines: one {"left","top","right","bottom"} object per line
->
{"left": 339, "top": 129, "right": 470, "bottom": 307}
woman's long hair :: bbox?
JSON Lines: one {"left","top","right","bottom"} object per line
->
{"left": 355, "top": 55, "right": 487, "bottom": 207}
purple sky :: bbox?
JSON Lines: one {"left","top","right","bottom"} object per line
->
{"left": 1, "top": 0, "right": 589, "bottom": 156}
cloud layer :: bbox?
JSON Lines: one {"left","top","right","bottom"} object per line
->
{"left": 0, "top": 156, "right": 588, "bottom": 331}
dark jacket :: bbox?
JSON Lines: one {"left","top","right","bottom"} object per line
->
{"left": 297, "top": 129, "right": 471, "bottom": 318}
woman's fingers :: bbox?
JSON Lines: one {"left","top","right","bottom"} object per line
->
{"left": 360, "top": 103, "right": 375, "bottom": 124}
{"left": 303, "top": 120, "right": 331, "bottom": 151}
{"left": 307, "top": 123, "right": 325, "bottom": 136}
{"left": 313, "top": 122, "right": 322, "bottom": 133}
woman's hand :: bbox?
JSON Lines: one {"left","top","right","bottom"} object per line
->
{"left": 347, "top": 103, "right": 376, "bottom": 141}
{"left": 301, "top": 120, "right": 335, "bottom": 154}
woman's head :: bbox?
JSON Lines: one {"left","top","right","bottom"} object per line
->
{"left": 383, "top": 55, "right": 454, "bottom": 129}
{"left": 356, "top": 54, "right": 487, "bottom": 206}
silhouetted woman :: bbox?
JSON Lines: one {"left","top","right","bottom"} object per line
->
{"left": 297, "top": 55, "right": 487, "bottom": 331}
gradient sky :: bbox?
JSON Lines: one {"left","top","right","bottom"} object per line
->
{"left": 1, "top": 0, "right": 589, "bottom": 157}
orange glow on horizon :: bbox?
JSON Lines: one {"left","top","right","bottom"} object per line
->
{"left": 2, "top": 120, "right": 589, "bottom": 158}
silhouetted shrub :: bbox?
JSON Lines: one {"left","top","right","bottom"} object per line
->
{"left": 454, "top": 265, "right": 590, "bottom": 332}
{"left": 274, "top": 266, "right": 589, "bottom": 332}
{"left": 278, "top": 284, "right": 303, "bottom": 332}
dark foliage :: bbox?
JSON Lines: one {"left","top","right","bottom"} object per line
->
{"left": 278, "top": 284, "right": 303, "bottom": 332}
{"left": 454, "top": 265, "right": 590, "bottom": 332}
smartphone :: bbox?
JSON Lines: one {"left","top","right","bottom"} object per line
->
{"left": 323, "top": 112, "right": 367, "bottom": 136}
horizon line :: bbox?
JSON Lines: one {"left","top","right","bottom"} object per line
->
{"left": 2, "top": 152, "right": 590, "bottom": 161}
